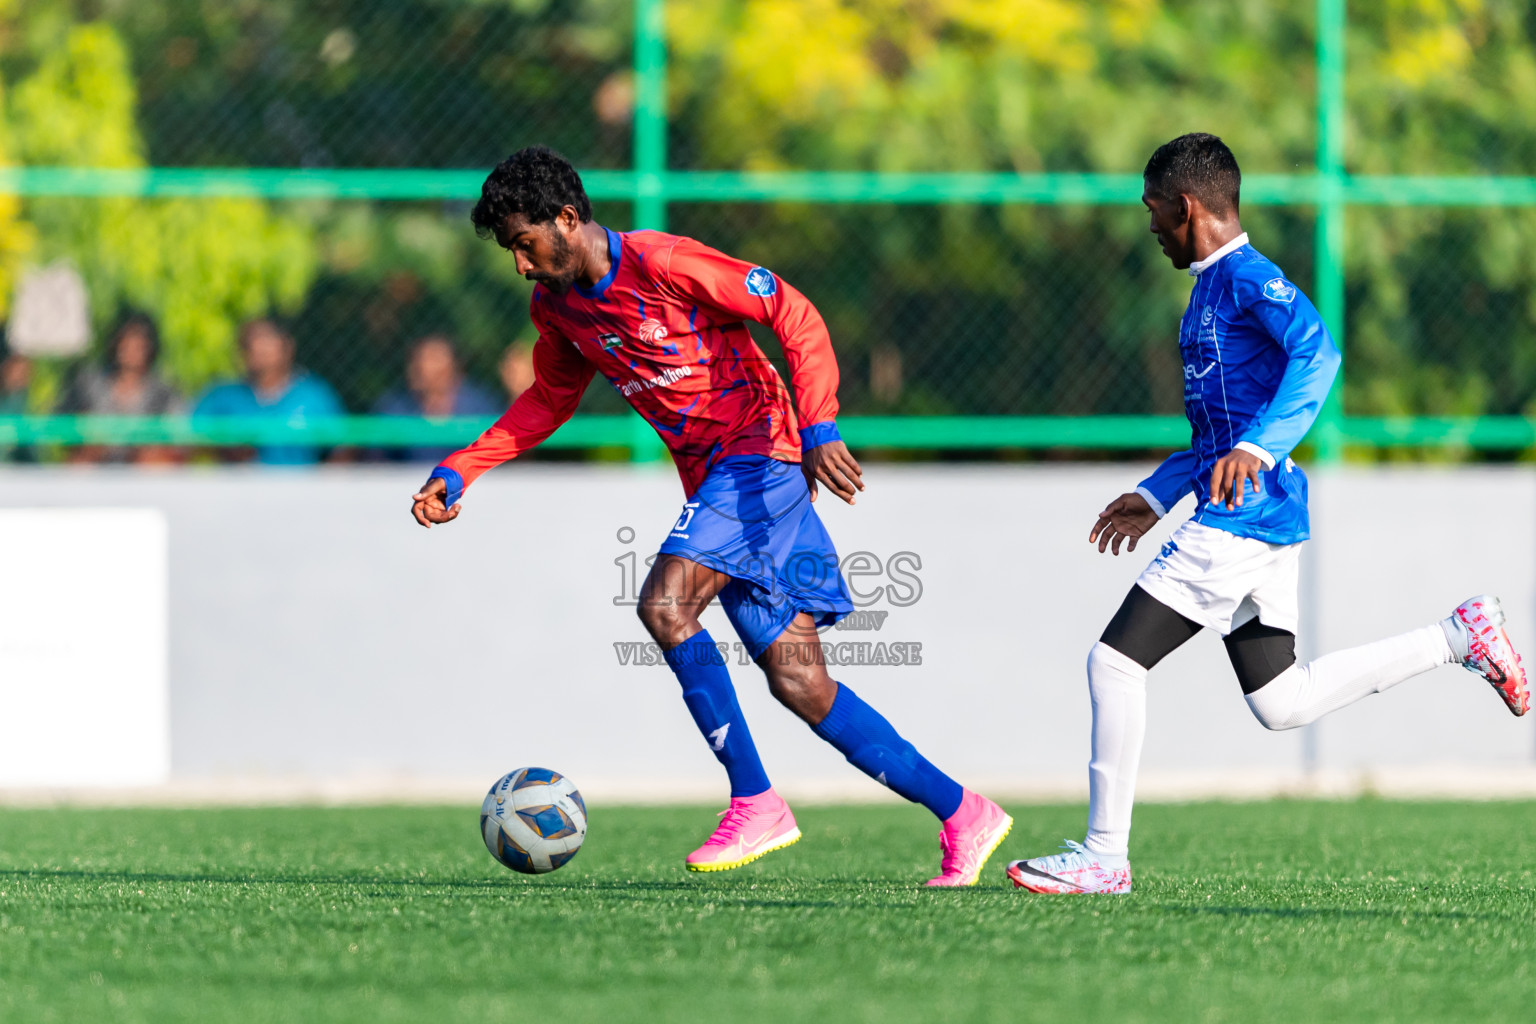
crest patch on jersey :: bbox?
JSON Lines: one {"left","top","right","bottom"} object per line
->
{"left": 1262, "top": 278, "right": 1297, "bottom": 304}
{"left": 744, "top": 266, "right": 777, "bottom": 297}
{"left": 638, "top": 318, "right": 669, "bottom": 343}
{"left": 598, "top": 332, "right": 622, "bottom": 350}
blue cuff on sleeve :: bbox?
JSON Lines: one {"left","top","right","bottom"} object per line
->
{"left": 431, "top": 465, "right": 465, "bottom": 506}
{"left": 798, "top": 421, "right": 841, "bottom": 451}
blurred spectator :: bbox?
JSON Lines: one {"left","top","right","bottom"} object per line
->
{"left": 0, "top": 344, "right": 32, "bottom": 463}
{"left": 0, "top": 347, "right": 29, "bottom": 414}
{"left": 373, "top": 334, "right": 500, "bottom": 463}
{"left": 63, "top": 314, "right": 181, "bottom": 416}
{"left": 194, "top": 318, "right": 342, "bottom": 465}
{"left": 60, "top": 313, "right": 184, "bottom": 464}
{"left": 499, "top": 340, "right": 536, "bottom": 403}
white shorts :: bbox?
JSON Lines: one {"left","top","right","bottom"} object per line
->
{"left": 1135, "top": 520, "right": 1302, "bottom": 636}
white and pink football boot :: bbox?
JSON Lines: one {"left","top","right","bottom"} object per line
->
{"left": 1444, "top": 595, "right": 1530, "bottom": 716}
{"left": 1007, "top": 840, "right": 1132, "bottom": 895}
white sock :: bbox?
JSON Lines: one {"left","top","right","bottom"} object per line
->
{"left": 1438, "top": 613, "right": 1470, "bottom": 663}
{"left": 1245, "top": 624, "right": 1456, "bottom": 731}
{"left": 1083, "top": 642, "right": 1146, "bottom": 862}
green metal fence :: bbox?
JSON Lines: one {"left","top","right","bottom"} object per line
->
{"left": 4, "top": 0, "right": 1536, "bottom": 458}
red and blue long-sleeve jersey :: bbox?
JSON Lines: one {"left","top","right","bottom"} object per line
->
{"left": 433, "top": 227, "right": 841, "bottom": 500}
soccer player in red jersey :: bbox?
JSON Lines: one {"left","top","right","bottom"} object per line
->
{"left": 411, "top": 147, "right": 1011, "bottom": 884}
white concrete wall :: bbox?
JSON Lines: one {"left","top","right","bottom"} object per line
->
{"left": 0, "top": 508, "right": 169, "bottom": 785}
{"left": 0, "top": 464, "right": 1531, "bottom": 800}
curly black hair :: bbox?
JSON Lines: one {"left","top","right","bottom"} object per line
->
{"left": 471, "top": 146, "right": 592, "bottom": 238}
{"left": 108, "top": 311, "right": 161, "bottom": 366}
{"left": 1144, "top": 133, "right": 1241, "bottom": 217}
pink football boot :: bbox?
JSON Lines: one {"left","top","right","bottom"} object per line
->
{"left": 925, "top": 789, "right": 1014, "bottom": 887}
{"left": 685, "top": 789, "right": 802, "bottom": 872}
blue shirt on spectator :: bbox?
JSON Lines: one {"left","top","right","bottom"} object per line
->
{"left": 372, "top": 381, "right": 503, "bottom": 463}
{"left": 194, "top": 372, "right": 343, "bottom": 465}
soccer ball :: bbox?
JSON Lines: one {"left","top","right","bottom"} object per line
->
{"left": 480, "top": 767, "right": 588, "bottom": 874}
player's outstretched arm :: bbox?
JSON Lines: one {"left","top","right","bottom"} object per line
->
{"left": 410, "top": 324, "right": 593, "bottom": 522}
{"left": 411, "top": 476, "right": 462, "bottom": 528}
{"left": 802, "top": 439, "right": 864, "bottom": 504}
{"left": 1090, "top": 492, "right": 1160, "bottom": 555}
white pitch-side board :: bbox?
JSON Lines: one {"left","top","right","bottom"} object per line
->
{"left": 0, "top": 508, "right": 169, "bottom": 786}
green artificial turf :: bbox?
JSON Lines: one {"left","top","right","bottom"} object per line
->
{"left": 1, "top": 800, "right": 1533, "bottom": 1023}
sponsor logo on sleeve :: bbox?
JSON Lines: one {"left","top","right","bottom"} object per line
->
{"left": 1262, "top": 277, "right": 1297, "bottom": 303}
{"left": 744, "top": 266, "right": 778, "bottom": 297}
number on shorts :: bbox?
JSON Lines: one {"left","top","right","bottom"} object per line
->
{"left": 673, "top": 501, "right": 700, "bottom": 533}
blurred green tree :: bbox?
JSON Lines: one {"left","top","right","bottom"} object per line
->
{"left": 7, "top": 0, "right": 1536, "bottom": 422}
{"left": 1345, "top": 0, "right": 1536, "bottom": 418}
{"left": 666, "top": 0, "right": 1318, "bottom": 415}
{"left": 96, "top": 0, "right": 634, "bottom": 411}
{"left": 3, "top": 5, "right": 315, "bottom": 396}
{"left": 667, "top": 0, "right": 1536, "bottom": 419}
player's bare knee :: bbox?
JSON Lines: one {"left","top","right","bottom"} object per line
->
{"left": 769, "top": 681, "right": 825, "bottom": 723}
{"left": 636, "top": 599, "right": 696, "bottom": 646}
{"left": 764, "top": 665, "right": 835, "bottom": 724}
{"left": 764, "top": 674, "right": 800, "bottom": 710}
{"left": 634, "top": 598, "right": 664, "bottom": 636}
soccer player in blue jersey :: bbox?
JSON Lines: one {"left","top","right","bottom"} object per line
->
{"left": 1007, "top": 134, "right": 1529, "bottom": 895}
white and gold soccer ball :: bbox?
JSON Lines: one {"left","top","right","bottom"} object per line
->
{"left": 480, "top": 767, "right": 588, "bottom": 874}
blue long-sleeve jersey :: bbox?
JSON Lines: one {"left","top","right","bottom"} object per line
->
{"left": 1135, "top": 235, "right": 1341, "bottom": 545}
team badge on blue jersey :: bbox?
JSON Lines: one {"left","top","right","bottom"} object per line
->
{"left": 1262, "top": 278, "right": 1297, "bottom": 303}
{"left": 598, "top": 332, "right": 622, "bottom": 350}
{"left": 744, "top": 266, "right": 777, "bottom": 297}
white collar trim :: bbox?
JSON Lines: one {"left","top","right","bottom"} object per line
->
{"left": 1188, "top": 232, "right": 1250, "bottom": 276}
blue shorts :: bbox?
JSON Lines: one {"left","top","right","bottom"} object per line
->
{"left": 657, "top": 455, "right": 854, "bottom": 660}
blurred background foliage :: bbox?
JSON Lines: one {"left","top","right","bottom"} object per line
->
{"left": 3, "top": 5, "right": 315, "bottom": 401}
{"left": 1, "top": 0, "right": 1534, "bottom": 421}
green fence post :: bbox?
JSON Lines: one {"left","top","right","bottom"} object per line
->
{"left": 633, "top": 0, "right": 668, "bottom": 233}
{"left": 1313, "top": 0, "right": 1347, "bottom": 462}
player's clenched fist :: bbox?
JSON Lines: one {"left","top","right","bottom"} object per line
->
{"left": 1090, "top": 491, "right": 1159, "bottom": 556}
{"left": 411, "top": 477, "right": 462, "bottom": 528}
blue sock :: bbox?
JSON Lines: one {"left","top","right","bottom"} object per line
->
{"left": 664, "top": 631, "right": 772, "bottom": 799}
{"left": 812, "top": 682, "right": 965, "bottom": 820}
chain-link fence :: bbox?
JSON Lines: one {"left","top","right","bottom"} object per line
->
{"left": 121, "top": 1, "right": 635, "bottom": 171}
{"left": 4, "top": 0, "right": 1536, "bottom": 461}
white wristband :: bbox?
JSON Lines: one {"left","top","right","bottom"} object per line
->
{"left": 1233, "top": 441, "right": 1276, "bottom": 470}
{"left": 1134, "top": 486, "right": 1167, "bottom": 518}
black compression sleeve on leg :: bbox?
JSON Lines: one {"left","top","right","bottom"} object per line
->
{"left": 1098, "top": 585, "right": 1203, "bottom": 670}
{"left": 1223, "top": 619, "right": 1298, "bottom": 695}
